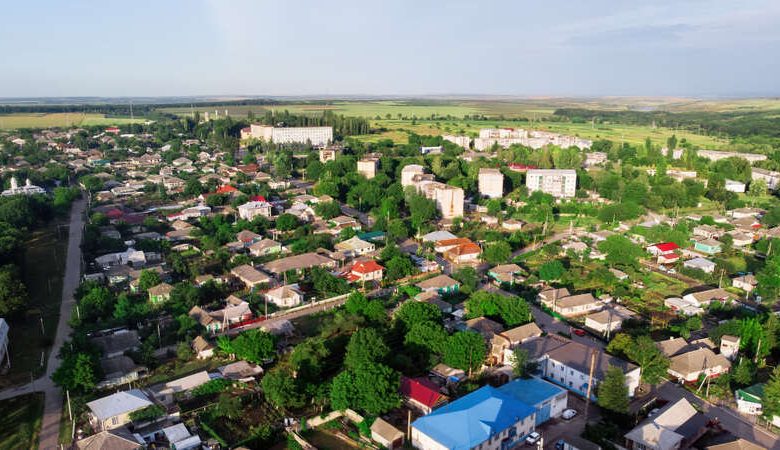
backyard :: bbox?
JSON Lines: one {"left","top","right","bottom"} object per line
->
{"left": 0, "top": 393, "right": 44, "bottom": 450}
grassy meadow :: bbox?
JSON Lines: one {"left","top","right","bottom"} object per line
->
{"left": 0, "top": 393, "right": 44, "bottom": 450}
{"left": 0, "top": 113, "right": 144, "bottom": 130}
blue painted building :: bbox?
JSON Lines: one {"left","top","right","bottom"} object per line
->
{"left": 497, "top": 377, "right": 568, "bottom": 426}
{"left": 411, "top": 385, "right": 536, "bottom": 450}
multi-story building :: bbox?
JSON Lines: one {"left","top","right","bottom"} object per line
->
{"left": 442, "top": 135, "right": 470, "bottom": 149}
{"left": 357, "top": 157, "right": 379, "bottom": 179}
{"left": 525, "top": 169, "right": 577, "bottom": 198}
{"left": 478, "top": 168, "right": 504, "bottom": 198}
{"left": 401, "top": 165, "right": 464, "bottom": 218}
{"left": 752, "top": 167, "right": 780, "bottom": 190}
{"left": 319, "top": 146, "right": 340, "bottom": 163}
{"left": 473, "top": 128, "right": 591, "bottom": 151}
{"left": 583, "top": 152, "right": 608, "bottom": 167}
{"left": 697, "top": 150, "right": 767, "bottom": 163}
{"left": 240, "top": 124, "right": 333, "bottom": 147}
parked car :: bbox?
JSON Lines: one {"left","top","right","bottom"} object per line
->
{"left": 555, "top": 440, "right": 566, "bottom": 450}
{"left": 526, "top": 432, "right": 541, "bottom": 445}
{"left": 573, "top": 328, "right": 586, "bottom": 337}
{"left": 561, "top": 408, "right": 577, "bottom": 420}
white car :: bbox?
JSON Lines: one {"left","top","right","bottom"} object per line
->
{"left": 561, "top": 409, "right": 577, "bottom": 420}
{"left": 526, "top": 431, "right": 541, "bottom": 445}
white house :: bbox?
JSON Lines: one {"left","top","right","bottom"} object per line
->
{"left": 725, "top": 179, "right": 747, "bottom": 193}
{"left": 265, "top": 284, "right": 304, "bottom": 308}
{"left": 334, "top": 236, "right": 375, "bottom": 258}
{"left": 237, "top": 201, "right": 273, "bottom": 220}
{"left": 87, "top": 389, "right": 153, "bottom": 431}
{"left": 683, "top": 257, "right": 716, "bottom": 274}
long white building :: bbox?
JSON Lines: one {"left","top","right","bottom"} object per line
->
{"left": 697, "top": 150, "right": 767, "bottom": 163}
{"left": 474, "top": 128, "right": 592, "bottom": 151}
{"left": 401, "top": 165, "right": 464, "bottom": 218}
{"left": 525, "top": 169, "right": 577, "bottom": 198}
{"left": 241, "top": 124, "right": 333, "bottom": 147}
{"left": 753, "top": 167, "right": 780, "bottom": 190}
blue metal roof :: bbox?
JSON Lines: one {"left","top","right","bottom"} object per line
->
{"left": 496, "top": 377, "right": 566, "bottom": 406}
{"left": 412, "top": 385, "right": 536, "bottom": 450}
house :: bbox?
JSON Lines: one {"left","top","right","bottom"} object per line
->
{"left": 334, "top": 236, "right": 375, "bottom": 258}
{"left": 230, "top": 264, "right": 272, "bottom": 288}
{"left": 463, "top": 317, "right": 504, "bottom": 340}
{"left": 693, "top": 224, "right": 723, "bottom": 240}
{"left": 262, "top": 252, "right": 336, "bottom": 275}
{"left": 538, "top": 288, "right": 570, "bottom": 304}
{"left": 415, "top": 291, "right": 453, "bottom": 314}
{"left": 609, "top": 268, "right": 629, "bottom": 280}
{"left": 488, "top": 264, "right": 524, "bottom": 285}
{"left": 693, "top": 237, "right": 722, "bottom": 254}
{"left": 683, "top": 257, "right": 717, "bottom": 274}
{"left": 736, "top": 383, "right": 765, "bottom": 417}
{"left": 496, "top": 377, "right": 568, "bottom": 426}
{"left": 265, "top": 284, "right": 304, "bottom": 308}
{"left": 667, "top": 347, "right": 731, "bottom": 383}
{"left": 664, "top": 297, "right": 704, "bottom": 316}
{"left": 720, "top": 335, "right": 740, "bottom": 361}
{"left": 584, "top": 306, "right": 636, "bottom": 336}
{"left": 237, "top": 200, "right": 273, "bottom": 220}
{"left": 491, "top": 322, "right": 543, "bottom": 365}
{"left": 218, "top": 360, "right": 264, "bottom": 382}
{"left": 725, "top": 179, "right": 746, "bottom": 193}
{"left": 421, "top": 230, "right": 457, "bottom": 243}
{"left": 189, "top": 297, "right": 253, "bottom": 334}
{"left": 91, "top": 329, "right": 140, "bottom": 358}
{"left": 249, "top": 238, "right": 284, "bottom": 257}
{"left": 86, "top": 389, "right": 153, "bottom": 431}
{"left": 647, "top": 242, "right": 680, "bottom": 263}
{"left": 98, "top": 356, "right": 147, "bottom": 389}
{"left": 704, "top": 438, "right": 765, "bottom": 450}
{"left": 400, "top": 376, "right": 448, "bottom": 414}
{"left": 682, "top": 288, "right": 734, "bottom": 307}
{"left": 416, "top": 274, "right": 460, "bottom": 295}
{"left": 624, "top": 398, "right": 708, "bottom": 450}
{"left": 371, "top": 418, "right": 405, "bottom": 450}
{"left": 522, "top": 335, "right": 641, "bottom": 398}
{"left": 192, "top": 336, "right": 214, "bottom": 359}
{"left": 411, "top": 384, "right": 536, "bottom": 450}
{"left": 435, "top": 238, "right": 481, "bottom": 264}
{"left": 152, "top": 371, "right": 211, "bottom": 405}
{"left": 347, "top": 259, "right": 384, "bottom": 283}
{"left": 430, "top": 363, "right": 466, "bottom": 383}
{"left": 236, "top": 230, "right": 261, "bottom": 246}
{"left": 732, "top": 274, "right": 757, "bottom": 293}
{"left": 160, "top": 423, "right": 201, "bottom": 450}
{"left": 147, "top": 282, "right": 173, "bottom": 304}
{"left": 502, "top": 219, "right": 525, "bottom": 231}
{"left": 547, "top": 293, "right": 602, "bottom": 317}
{"left": 75, "top": 429, "right": 144, "bottom": 450}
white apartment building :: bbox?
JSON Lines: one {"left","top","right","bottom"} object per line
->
{"left": 241, "top": 124, "right": 333, "bottom": 147}
{"left": 401, "top": 164, "right": 464, "bottom": 218}
{"left": 583, "top": 152, "right": 608, "bottom": 167}
{"left": 357, "top": 157, "right": 379, "bottom": 179}
{"left": 442, "top": 135, "right": 471, "bottom": 149}
{"left": 697, "top": 150, "right": 767, "bottom": 163}
{"left": 525, "top": 169, "right": 577, "bottom": 198}
{"left": 237, "top": 201, "right": 273, "bottom": 220}
{"left": 319, "top": 147, "right": 339, "bottom": 163}
{"left": 478, "top": 168, "right": 504, "bottom": 198}
{"left": 753, "top": 167, "right": 780, "bottom": 190}
{"left": 474, "top": 128, "right": 591, "bottom": 151}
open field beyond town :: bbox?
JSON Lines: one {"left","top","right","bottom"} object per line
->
{"left": 0, "top": 113, "right": 144, "bottom": 130}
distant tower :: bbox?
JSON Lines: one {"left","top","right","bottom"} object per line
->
{"left": 10, "top": 177, "right": 18, "bottom": 190}
{"left": 25, "top": 178, "right": 32, "bottom": 187}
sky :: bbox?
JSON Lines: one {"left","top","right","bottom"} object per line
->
{"left": 1, "top": 0, "right": 779, "bottom": 98}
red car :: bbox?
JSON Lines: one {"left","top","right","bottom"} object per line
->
{"left": 573, "top": 328, "right": 586, "bottom": 337}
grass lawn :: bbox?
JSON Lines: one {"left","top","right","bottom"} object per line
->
{"left": 0, "top": 220, "right": 68, "bottom": 389}
{"left": 0, "top": 393, "right": 44, "bottom": 450}
{"left": 0, "top": 113, "right": 144, "bottom": 130}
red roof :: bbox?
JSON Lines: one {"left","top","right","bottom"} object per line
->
{"left": 400, "top": 376, "right": 445, "bottom": 409}
{"left": 351, "top": 260, "right": 384, "bottom": 274}
{"left": 216, "top": 185, "right": 238, "bottom": 194}
{"left": 508, "top": 163, "right": 537, "bottom": 172}
{"left": 250, "top": 195, "right": 266, "bottom": 202}
{"left": 105, "top": 208, "right": 124, "bottom": 219}
{"left": 653, "top": 242, "right": 680, "bottom": 252}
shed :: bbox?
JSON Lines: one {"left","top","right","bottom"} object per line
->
{"left": 371, "top": 418, "right": 404, "bottom": 449}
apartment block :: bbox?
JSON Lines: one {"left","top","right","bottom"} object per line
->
{"left": 525, "top": 169, "right": 577, "bottom": 198}
{"left": 357, "top": 157, "right": 379, "bottom": 179}
{"left": 241, "top": 124, "right": 333, "bottom": 146}
{"left": 401, "top": 164, "right": 464, "bottom": 218}
{"left": 478, "top": 168, "right": 504, "bottom": 198}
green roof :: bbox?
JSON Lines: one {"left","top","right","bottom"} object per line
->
{"left": 736, "top": 383, "right": 765, "bottom": 403}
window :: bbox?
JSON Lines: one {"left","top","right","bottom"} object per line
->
{"left": 111, "top": 416, "right": 118, "bottom": 425}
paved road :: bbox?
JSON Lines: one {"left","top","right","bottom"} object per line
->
{"left": 511, "top": 231, "right": 573, "bottom": 258}
{"left": 656, "top": 381, "right": 780, "bottom": 449}
{"left": 227, "top": 294, "right": 350, "bottom": 335}
{"left": 39, "top": 197, "right": 86, "bottom": 450}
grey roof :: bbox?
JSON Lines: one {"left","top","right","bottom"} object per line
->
{"left": 75, "top": 429, "right": 143, "bottom": 450}
{"left": 416, "top": 274, "right": 460, "bottom": 290}
{"left": 87, "top": 389, "right": 152, "bottom": 421}
{"left": 522, "top": 335, "right": 637, "bottom": 379}
{"left": 262, "top": 252, "right": 334, "bottom": 274}
{"left": 91, "top": 330, "right": 140, "bottom": 357}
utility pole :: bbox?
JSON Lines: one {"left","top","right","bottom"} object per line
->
{"left": 584, "top": 349, "right": 597, "bottom": 422}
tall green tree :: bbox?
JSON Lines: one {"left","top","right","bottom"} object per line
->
{"left": 443, "top": 331, "right": 486, "bottom": 373}
{"left": 597, "top": 366, "right": 629, "bottom": 414}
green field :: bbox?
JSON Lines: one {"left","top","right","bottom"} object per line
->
{"left": 0, "top": 393, "right": 44, "bottom": 450}
{"left": 0, "top": 113, "right": 144, "bottom": 130}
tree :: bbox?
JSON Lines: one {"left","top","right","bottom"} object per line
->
{"left": 444, "top": 331, "right": 486, "bottom": 373}
{"left": 138, "top": 269, "right": 161, "bottom": 292}
{"left": 511, "top": 348, "right": 530, "bottom": 378}
{"left": 52, "top": 352, "right": 99, "bottom": 393}
{"left": 465, "top": 291, "right": 531, "bottom": 327}
{"left": 626, "top": 336, "right": 670, "bottom": 385}
{"left": 749, "top": 179, "right": 768, "bottom": 205}
{"left": 275, "top": 213, "right": 299, "bottom": 231}
{"left": 598, "top": 235, "right": 644, "bottom": 269}
{"left": 0, "top": 265, "right": 28, "bottom": 316}
{"left": 345, "top": 328, "right": 389, "bottom": 370}
{"left": 310, "top": 267, "right": 350, "bottom": 297}
{"left": 314, "top": 201, "right": 342, "bottom": 220}
{"left": 757, "top": 255, "right": 780, "bottom": 302}
{"left": 452, "top": 267, "right": 479, "bottom": 294}
{"left": 407, "top": 192, "right": 437, "bottom": 232}
{"left": 539, "top": 260, "right": 565, "bottom": 281}
{"left": 483, "top": 241, "right": 512, "bottom": 265}
{"left": 405, "top": 321, "right": 448, "bottom": 355}
{"left": 763, "top": 366, "right": 780, "bottom": 420}
{"left": 214, "top": 393, "right": 242, "bottom": 419}
{"left": 733, "top": 358, "right": 756, "bottom": 386}
{"left": 129, "top": 404, "right": 166, "bottom": 423}
{"left": 394, "top": 301, "right": 442, "bottom": 331}
{"left": 331, "top": 363, "right": 401, "bottom": 415}
{"left": 597, "top": 366, "right": 629, "bottom": 414}
{"left": 606, "top": 333, "right": 633, "bottom": 359}
{"left": 289, "top": 338, "right": 329, "bottom": 381}
{"left": 345, "top": 292, "right": 369, "bottom": 315}
{"left": 222, "top": 329, "right": 277, "bottom": 364}
{"left": 262, "top": 366, "right": 304, "bottom": 410}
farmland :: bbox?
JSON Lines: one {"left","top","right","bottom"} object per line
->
{"left": 0, "top": 113, "right": 144, "bottom": 130}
